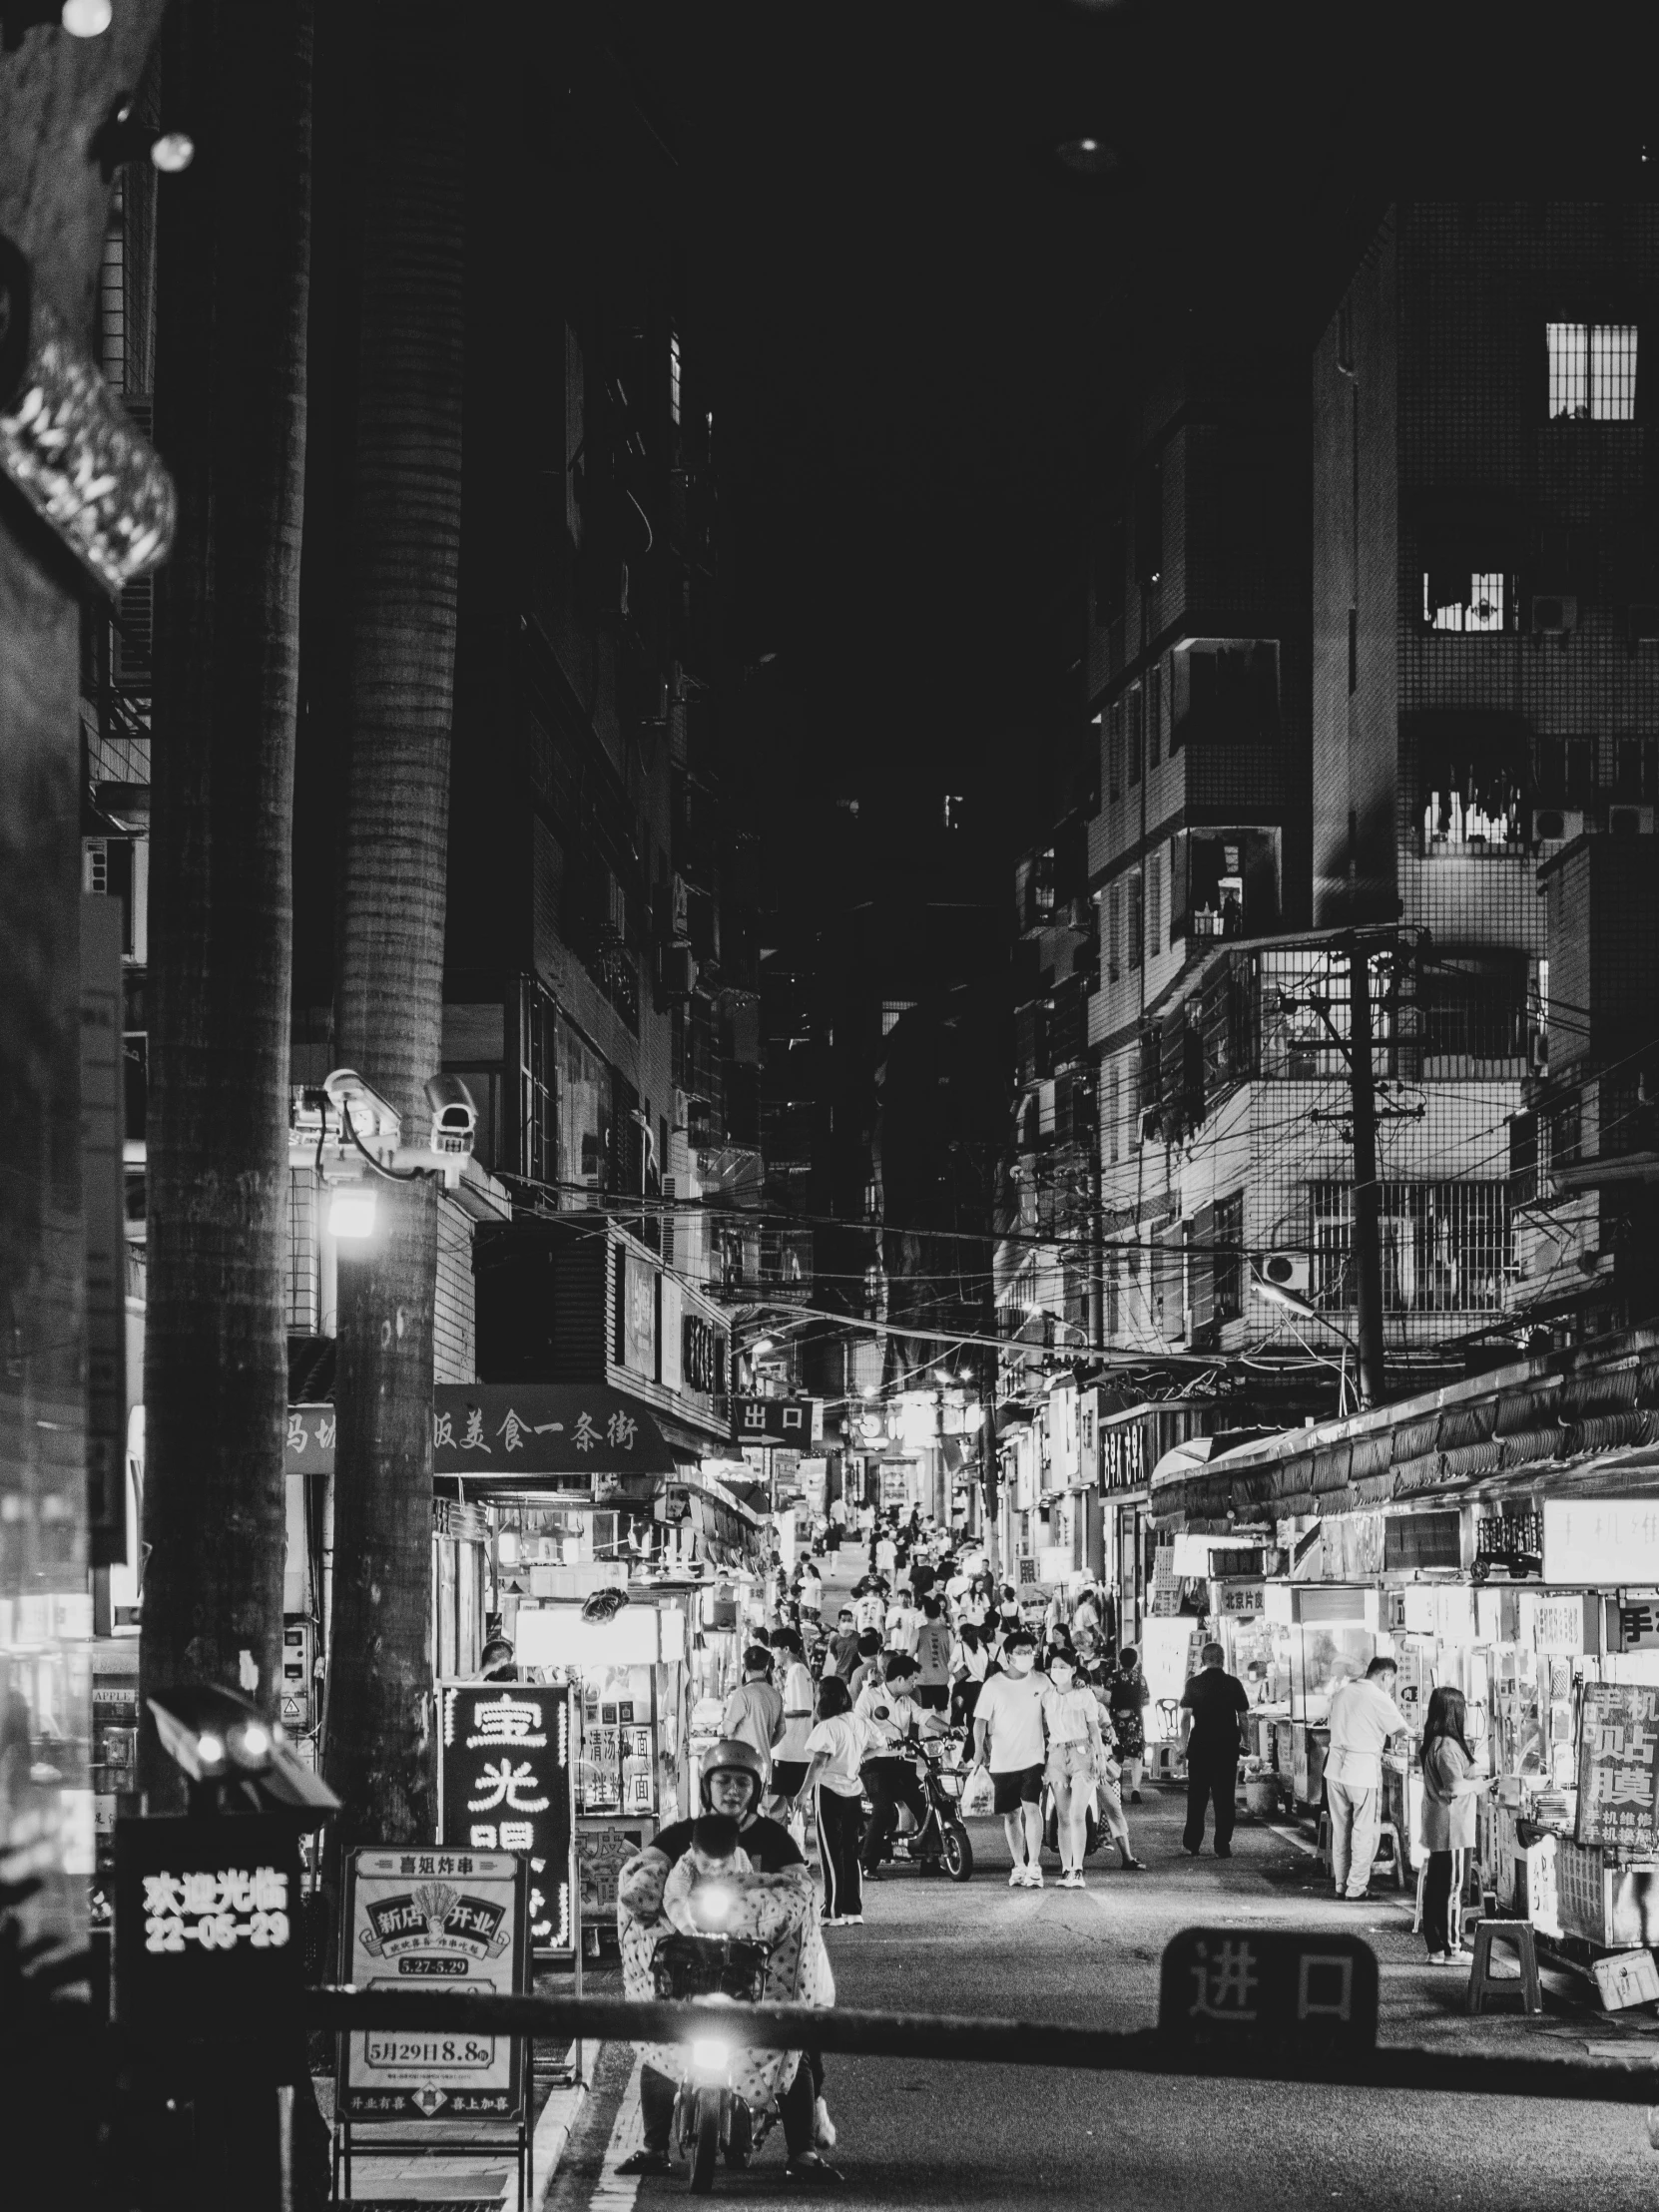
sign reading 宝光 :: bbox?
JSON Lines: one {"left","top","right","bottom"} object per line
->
{"left": 114, "top": 1815, "right": 303, "bottom": 2075}
{"left": 337, "top": 1847, "right": 526, "bottom": 2121}
{"left": 1576, "top": 1683, "right": 1659, "bottom": 1854}
{"left": 1159, "top": 1927, "right": 1378, "bottom": 2055}
{"left": 440, "top": 1682, "right": 575, "bottom": 1953}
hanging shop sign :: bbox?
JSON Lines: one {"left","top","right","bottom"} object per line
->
{"left": 1215, "top": 1580, "right": 1267, "bottom": 1619}
{"left": 1577, "top": 1683, "right": 1659, "bottom": 1854}
{"left": 439, "top": 1682, "right": 575, "bottom": 1953}
{"left": 337, "top": 1846, "right": 526, "bottom": 2121}
{"left": 620, "top": 1251, "right": 658, "bottom": 1378}
{"left": 432, "top": 1383, "right": 677, "bottom": 1484}
{"left": 114, "top": 1815, "right": 302, "bottom": 2076}
{"left": 733, "top": 1395, "right": 817, "bottom": 1443}
{"left": 683, "top": 1313, "right": 725, "bottom": 1395}
{"left": 1608, "top": 1597, "right": 1659, "bottom": 1655}
{"left": 1150, "top": 1543, "right": 1182, "bottom": 1618}
{"left": 1544, "top": 1498, "right": 1659, "bottom": 1587}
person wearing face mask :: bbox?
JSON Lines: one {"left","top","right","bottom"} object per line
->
{"left": 1040, "top": 1647, "right": 1106, "bottom": 1887}
{"left": 972, "top": 1629, "right": 1050, "bottom": 1887}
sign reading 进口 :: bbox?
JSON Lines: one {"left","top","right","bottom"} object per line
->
{"left": 1576, "top": 1683, "right": 1659, "bottom": 1854}
{"left": 337, "top": 1847, "right": 526, "bottom": 2121}
{"left": 1159, "top": 1926, "right": 1377, "bottom": 2055}
{"left": 440, "top": 1681, "right": 575, "bottom": 1953}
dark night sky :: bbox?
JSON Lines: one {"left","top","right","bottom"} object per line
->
{"left": 605, "top": 2, "right": 1651, "bottom": 847}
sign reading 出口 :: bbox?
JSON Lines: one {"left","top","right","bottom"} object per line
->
{"left": 337, "top": 1847, "right": 526, "bottom": 2121}
{"left": 440, "top": 1682, "right": 576, "bottom": 1953}
{"left": 732, "top": 1394, "right": 817, "bottom": 1443}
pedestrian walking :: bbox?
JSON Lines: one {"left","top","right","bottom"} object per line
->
{"left": 1041, "top": 1647, "right": 1106, "bottom": 1888}
{"left": 847, "top": 1630, "right": 885, "bottom": 1701}
{"left": 795, "top": 1675, "right": 874, "bottom": 1925}
{"left": 769, "top": 1629, "right": 819, "bottom": 1813}
{"left": 1179, "top": 1641, "right": 1250, "bottom": 1857}
{"left": 722, "top": 1646, "right": 787, "bottom": 1783}
{"left": 1325, "top": 1655, "right": 1409, "bottom": 1901}
{"left": 1419, "top": 1685, "right": 1489, "bottom": 1963}
{"left": 911, "top": 1597, "right": 953, "bottom": 1711}
{"left": 825, "top": 1605, "right": 861, "bottom": 1681}
{"left": 1108, "top": 1645, "right": 1151, "bottom": 1802}
{"left": 852, "top": 1578, "right": 887, "bottom": 1637}
{"left": 948, "top": 1618, "right": 990, "bottom": 1734}
{"left": 972, "top": 1628, "right": 1050, "bottom": 1887}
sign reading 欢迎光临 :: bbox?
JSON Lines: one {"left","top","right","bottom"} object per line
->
{"left": 337, "top": 1848, "right": 526, "bottom": 2121}
{"left": 114, "top": 1815, "right": 303, "bottom": 2074}
{"left": 440, "top": 1682, "right": 575, "bottom": 1953}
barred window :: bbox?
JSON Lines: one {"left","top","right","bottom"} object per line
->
{"left": 1310, "top": 1181, "right": 1510, "bottom": 1313}
{"left": 1547, "top": 320, "right": 1638, "bottom": 422}
{"left": 1422, "top": 572, "right": 1506, "bottom": 633}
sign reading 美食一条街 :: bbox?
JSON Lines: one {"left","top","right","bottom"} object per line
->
{"left": 114, "top": 1816, "right": 303, "bottom": 2076}
{"left": 1576, "top": 1682, "right": 1659, "bottom": 1854}
{"left": 337, "top": 1847, "right": 527, "bottom": 2122}
{"left": 440, "top": 1681, "right": 575, "bottom": 1954}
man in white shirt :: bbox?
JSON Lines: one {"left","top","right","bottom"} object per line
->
{"left": 885, "top": 1594, "right": 922, "bottom": 1658}
{"left": 971, "top": 1631, "right": 1051, "bottom": 1888}
{"left": 852, "top": 1581, "right": 886, "bottom": 1637}
{"left": 1325, "top": 1656, "right": 1409, "bottom": 1900}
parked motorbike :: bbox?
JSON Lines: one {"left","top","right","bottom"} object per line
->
{"left": 862, "top": 1735, "right": 974, "bottom": 1881}
{"left": 650, "top": 1887, "right": 774, "bottom": 2193}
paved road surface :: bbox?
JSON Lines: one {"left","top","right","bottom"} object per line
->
{"left": 548, "top": 1786, "right": 1659, "bottom": 2211}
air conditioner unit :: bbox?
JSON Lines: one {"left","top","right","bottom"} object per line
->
{"left": 1529, "top": 1029, "right": 1549, "bottom": 1073}
{"left": 1531, "top": 594, "right": 1578, "bottom": 640}
{"left": 1608, "top": 805, "right": 1656, "bottom": 837}
{"left": 1533, "top": 809, "right": 1585, "bottom": 843}
{"left": 1258, "top": 1251, "right": 1311, "bottom": 1295}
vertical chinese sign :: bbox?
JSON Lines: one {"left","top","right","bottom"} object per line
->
{"left": 1576, "top": 1683, "right": 1659, "bottom": 1854}
{"left": 337, "top": 1847, "right": 526, "bottom": 2120}
{"left": 440, "top": 1682, "right": 576, "bottom": 1954}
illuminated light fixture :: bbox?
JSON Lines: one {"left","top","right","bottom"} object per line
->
{"left": 327, "top": 1182, "right": 377, "bottom": 1240}
{"left": 61, "top": 0, "right": 112, "bottom": 33}
{"left": 753, "top": 1337, "right": 774, "bottom": 1358}
{"left": 861, "top": 1385, "right": 877, "bottom": 1401}
{"left": 90, "top": 97, "right": 196, "bottom": 182}
{"left": 1054, "top": 136, "right": 1126, "bottom": 181}
{"left": 150, "top": 129, "right": 196, "bottom": 173}
{"left": 194, "top": 1731, "right": 226, "bottom": 1770}
{"left": 692, "top": 2034, "right": 732, "bottom": 2069}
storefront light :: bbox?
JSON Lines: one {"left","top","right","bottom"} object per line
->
{"left": 327, "top": 1182, "right": 377, "bottom": 1239}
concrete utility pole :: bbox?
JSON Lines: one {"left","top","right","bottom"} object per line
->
{"left": 1346, "top": 940, "right": 1387, "bottom": 1407}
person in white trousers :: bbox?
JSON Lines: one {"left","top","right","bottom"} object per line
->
{"left": 1325, "top": 1657, "right": 1409, "bottom": 1900}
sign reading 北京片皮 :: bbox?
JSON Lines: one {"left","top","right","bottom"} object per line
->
{"left": 440, "top": 1682, "right": 575, "bottom": 1953}
{"left": 337, "top": 1847, "right": 526, "bottom": 2121}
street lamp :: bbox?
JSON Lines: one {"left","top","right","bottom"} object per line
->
{"left": 1249, "top": 1271, "right": 1355, "bottom": 1343}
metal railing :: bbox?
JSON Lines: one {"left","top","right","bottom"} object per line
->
{"left": 304, "top": 1985, "right": 1659, "bottom": 2109}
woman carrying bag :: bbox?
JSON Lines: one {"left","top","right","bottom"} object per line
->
{"left": 1419, "top": 1685, "right": 1489, "bottom": 1964}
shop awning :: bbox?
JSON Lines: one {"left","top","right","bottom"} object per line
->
{"left": 431, "top": 1382, "right": 678, "bottom": 1497}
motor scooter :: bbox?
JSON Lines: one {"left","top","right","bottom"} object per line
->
{"left": 862, "top": 1735, "right": 974, "bottom": 1881}
{"left": 649, "top": 1887, "right": 775, "bottom": 2193}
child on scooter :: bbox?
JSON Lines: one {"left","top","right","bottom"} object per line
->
{"left": 661, "top": 1812, "right": 754, "bottom": 1934}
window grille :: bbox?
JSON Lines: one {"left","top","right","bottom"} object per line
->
{"left": 1422, "top": 573, "right": 1506, "bottom": 633}
{"left": 1547, "top": 321, "right": 1638, "bottom": 422}
{"left": 1310, "top": 1180, "right": 1510, "bottom": 1313}
{"left": 1127, "top": 870, "right": 1144, "bottom": 970}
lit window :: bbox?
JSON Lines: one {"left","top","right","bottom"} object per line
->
{"left": 943, "top": 794, "right": 964, "bottom": 830}
{"left": 669, "top": 328, "right": 682, "bottom": 427}
{"left": 880, "top": 1001, "right": 915, "bottom": 1037}
{"left": 1423, "top": 573, "right": 1505, "bottom": 633}
{"left": 1547, "top": 321, "right": 1638, "bottom": 422}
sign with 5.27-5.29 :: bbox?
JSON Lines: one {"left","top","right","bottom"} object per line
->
{"left": 337, "top": 1847, "right": 528, "bottom": 2121}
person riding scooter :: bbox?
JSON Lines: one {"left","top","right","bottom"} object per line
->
{"left": 614, "top": 1739, "right": 839, "bottom": 2181}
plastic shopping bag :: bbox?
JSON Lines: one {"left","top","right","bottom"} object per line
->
{"left": 959, "top": 1763, "right": 995, "bottom": 1818}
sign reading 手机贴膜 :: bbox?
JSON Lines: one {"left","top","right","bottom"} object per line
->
{"left": 1576, "top": 1683, "right": 1659, "bottom": 1854}
{"left": 114, "top": 1815, "right": 303, "bottom": 2074}
{"left": 337, "top": 1848, "right": 527, "bottom": 2121}
{"left": 440, "top": 1682, "right": 575, "bottom": 1953}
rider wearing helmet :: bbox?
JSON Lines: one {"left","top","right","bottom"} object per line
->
{"left": 614, "top": 1739, "right": 838, "bottom": 2180}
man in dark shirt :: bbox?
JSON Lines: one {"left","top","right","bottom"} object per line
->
{"left": 825, "top": 1606, "right": 861, "bottom": 1681}
{"left": 1179, "top": 1641, "right": 1251, "bottom": 1858}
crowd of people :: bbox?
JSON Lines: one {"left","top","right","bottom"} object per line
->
{"left": 712, "top": 1508, "right": 1157, "bottom": 1921}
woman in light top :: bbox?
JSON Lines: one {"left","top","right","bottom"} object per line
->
{"left": 1419, "top": 1685, "right": 1489, "bottom": 1964}
{"left": 1044, "top": 1646, "right": 1146, "bottom": 1884}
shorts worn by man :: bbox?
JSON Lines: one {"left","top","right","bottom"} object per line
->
{"left": 1326, "top": 1659, "right": 1409, "bottom": 1900}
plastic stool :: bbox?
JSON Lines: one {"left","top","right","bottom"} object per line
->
{"left": 1374, "top": 1820, "right": 1407, "bottom": 1891}
{"left": 1465, "top": 1920, "right": 1542, "bottom": 2015}
{"left": 1315, "top": 1811, "right": 1333, "bottom": 1876}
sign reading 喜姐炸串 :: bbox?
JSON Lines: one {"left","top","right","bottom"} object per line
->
{"left": 440, "top": 1681, "right": 576, "bottom": 1954}
{"left": 337, "top": 1848, "right": 527, "bottom": 2121}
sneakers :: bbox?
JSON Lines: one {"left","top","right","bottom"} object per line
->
{"left": 839, "top": 1913, "right": 864, "bottom": 1925}
{"left": 1129, "top": 1789, "right": 1144, "bottom": 1805}
{"left": 1007, "top": 1866, "right": 1026, "bottom": 1888}
{"left": 616, "top": 2148, "right": 673, "bottom": 2176}
{"left": 1119, "top": 1856, "right": 1147, "bottom": 1872}
{"left": 1058, "top": 1869, "right": 1085, "bottom": 1890}
{"left": 786, "top": 2151, "right": 844, "bottom": 2183}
